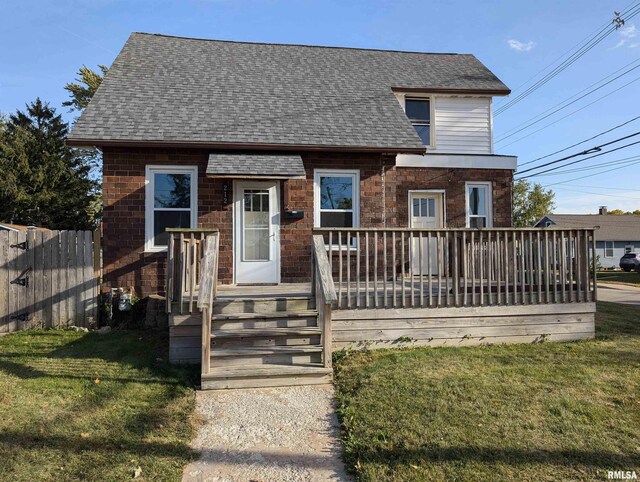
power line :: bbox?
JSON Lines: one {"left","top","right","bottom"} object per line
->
{"left": 518, "top": 141, "right": 640, "bottom": 179}
{"left": 516, "top": 131, "right": 640, "bottom": 176}
{"left": 495, "top": 58, "right": 640, "bottom": 143}
{"left": 494, "top": 0, "right": 640, "bottom": 109}
{"left": 532, "top": 155, "right": 640, "bottom": 177}
{"left": 549, "top": 183, "right": 640, "bottom": 191}
{"left": 498, "top": 73, "right": 640, "bottom": 148}
{"left": 544, "top": 158, "right": 640, "bottom": 186}
{"left": 552, "top": 187, "right": 640, "bottom": 200}
{"left": 531, "top": 155, "right": 640, "bottom": 177}
{"left": 519, "top": 115, "right": 640, "bottom": 167}
{"left": 495, "top": 3, "right": 640, "bottom": 116}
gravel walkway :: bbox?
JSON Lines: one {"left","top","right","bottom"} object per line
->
{"left": 183, "top": 385, "right": 350, "bottom": 482}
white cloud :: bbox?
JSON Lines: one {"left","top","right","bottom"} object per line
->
{"left": 614, "top": 23, "right": 638, "bottom": 48}
{"left": 508, "top": 39, "right": 536, "bottom": 52}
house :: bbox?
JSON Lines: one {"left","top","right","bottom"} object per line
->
{"left": 536, "top": 206, "right": 640, "bottom": 269}
{"left": 0, "top": 223, "right": 50, "bottom": 232}
{"left": 68, "top": 33, "right": 596, "bottom": 389}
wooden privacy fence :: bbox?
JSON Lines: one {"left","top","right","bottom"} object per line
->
{"left": 0, "top": 229, "right": 100, "bottom": 332}
{"left": 314, "top": 228, "right": 597, "bottom": 310}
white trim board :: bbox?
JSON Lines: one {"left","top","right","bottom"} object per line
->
{"left": 396, "top": 154, "right": 517, "bottom": 170}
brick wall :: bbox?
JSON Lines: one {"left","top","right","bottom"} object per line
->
{"left": 102, "top": 147, "right": 513, "bottom": 296}
{"left": 392, "top": 166, "right": 513, "bottom": 228}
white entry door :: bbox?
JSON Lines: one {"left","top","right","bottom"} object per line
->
{"left": 409, "top": 192, "right": 444, "bottom": 275}
{"left": 234, "top": 181, "right": 280, "bottom": 284}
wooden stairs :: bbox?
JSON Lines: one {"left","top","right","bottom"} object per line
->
{"left": 175, "top": 295, "right": 333, "bottom": 390}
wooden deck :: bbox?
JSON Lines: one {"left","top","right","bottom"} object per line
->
{"left": 165, "top": 228, "right": 598, "bottom": 390}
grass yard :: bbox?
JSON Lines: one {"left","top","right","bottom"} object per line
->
{"left": 0, "top": 330, "right": 198, "bottom": 482}
{"left": 598, "top": 271, "right": 640, "bottom": 287}
{"left": 334, "top": 301, "right": 640, "bottom": 481}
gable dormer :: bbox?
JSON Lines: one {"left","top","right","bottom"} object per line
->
{"left": 394, "top": 92, "right": 494, "bottom": 155}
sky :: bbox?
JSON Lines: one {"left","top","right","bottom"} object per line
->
{"left": 2, "top": 0, "right": 640, "bottom": 214}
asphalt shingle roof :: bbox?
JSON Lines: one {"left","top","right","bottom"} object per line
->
{"left": 540, "top": 214, "right": 640, "bottom": 241}
{"left": 68, "top": 33, "right": 510, "bottom": 152}
{"left": 206, "top": 153, "right": 305, "bottom": 178}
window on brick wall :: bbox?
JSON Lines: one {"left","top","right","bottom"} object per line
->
{"left": 314, "top": 169, "right": 360, "bottom": 247}
{"left": 145, "top": 165, "right": 198, "bottom": 251}
{"left": 465, "top": 182, "right": 493, "bottom": 228}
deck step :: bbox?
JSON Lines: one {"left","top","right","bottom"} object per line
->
{"left": 210, "top": 344, "right": 324, "bottom": 366}
{"left": 212, "top": 345, "right": 323, "bottom": 357}
{"left": 212, "top": 296, "right": 315, "bottom": 314}
{"left": 201, "top": 363, "right": 332, "bottom": 390}
{"left": 212, "top": 327, "right": 322, "bottom": 338}
{"left": 211, "top": 310, "right": 318, "bottom": 320}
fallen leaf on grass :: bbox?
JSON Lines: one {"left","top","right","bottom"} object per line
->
{"left": 94, "top": 378, "right": 100, "bottom": 384}
{"left": 133, "top": 466, "right": 142, "bottom": 478}
{"left": 80, "top": 432, "right": 89, "bottom": 438}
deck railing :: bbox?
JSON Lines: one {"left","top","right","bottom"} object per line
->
{"left": 311, "top": 234, "right": 338, "bottom": 368}
{"left": 165, "top": 228, "right": 220, "bottom": 314}
{"left": 197, "top": 232, "right": 220, "bottom": 376}
{"left": 313, "top": 228, "right": 597, "bottom": 310}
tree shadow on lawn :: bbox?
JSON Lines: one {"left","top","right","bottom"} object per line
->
{"left": 0, "top": 329, "right": 200, "bottom": 479}
{"left": 0, "top": 329, "right": 198, "bottom": 385}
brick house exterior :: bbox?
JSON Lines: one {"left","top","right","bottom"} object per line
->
{"left": 69, "top": 33, "right": 518, "bottom": 298}
{"left": 103, "top": 147, "right": 512, "bottom": 296}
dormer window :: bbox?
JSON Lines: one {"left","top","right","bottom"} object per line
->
{"left": 405, "top": 97, "right": 431, "bottom": 145}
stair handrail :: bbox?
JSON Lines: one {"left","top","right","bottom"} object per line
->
{"left": 197, "top": 232, "right": 220, "bottom": 375}
{"left": 312, "top": 234, "right": 337, "bottom": 368}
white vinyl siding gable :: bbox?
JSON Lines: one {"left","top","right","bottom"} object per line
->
{"left": 432, "top": 97, "right": 492, "bottom": 154}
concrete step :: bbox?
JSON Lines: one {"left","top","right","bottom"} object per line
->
{"left": 210, "top": 345, "right": 323, "bottom": 367}
{"left": 212, "top": 296, "right": 315, "bottom": 315}
{"left": 201, "top": 364, "right": 332, "bottom": 390}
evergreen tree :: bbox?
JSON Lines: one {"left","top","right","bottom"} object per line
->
{"left": 513, "top": 179, "right": 556, "bottom": 227}
{"left": 0, "top": 99, "right": 100, "bottom": 229}
{"left": 63, "top": 65, "right": 109, "bottom": 111}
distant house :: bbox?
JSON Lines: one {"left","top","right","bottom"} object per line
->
{"left": 535, "top": 207, "right": 640, "bottom": 269}
{"left": 0, "top": 223, "right": 50, "bottom": 232}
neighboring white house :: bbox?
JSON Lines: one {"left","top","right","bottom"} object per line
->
{"left": 535, "top": 207, "right": 640, "bottom": 269}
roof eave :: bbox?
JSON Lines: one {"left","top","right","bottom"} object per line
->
{"left": 66, "top": 138, "right": 427, "bottom": 154}
{"left": 392, "top": 87, "right": 511, "bottom": 96}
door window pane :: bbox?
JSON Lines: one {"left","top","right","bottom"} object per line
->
{"left": 154, "top": 173, "right": 192, "bottom": 208}
{"left": 244, "top": 228, "right": 270, "bottom": 261}
{"left": 243, "top": 189, "right": 270, "bottom": 261}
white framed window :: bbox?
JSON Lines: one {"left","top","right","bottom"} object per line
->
{"left": 145, "top": 165, "right": 198, "bottom": 252}
{"left": 314, "top": 169, "right": 360, "bottom": 247}
{"left": 604, "top": 241, "right": 614, "bottom": 258}
{"left": 405, "top": 97, "right": 434, "bottom": 146}
{"left": 465, "top": 182, "right": 493, "bottom": 228}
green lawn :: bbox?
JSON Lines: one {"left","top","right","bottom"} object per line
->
{"left": 0, "top": 330, "right": 198, "bottom": 482}
{"left": 598, "top": 271, "right": 640, "bottom": 287}
{"left": 334, "top": 301, "right": 640, "bottom": 481}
